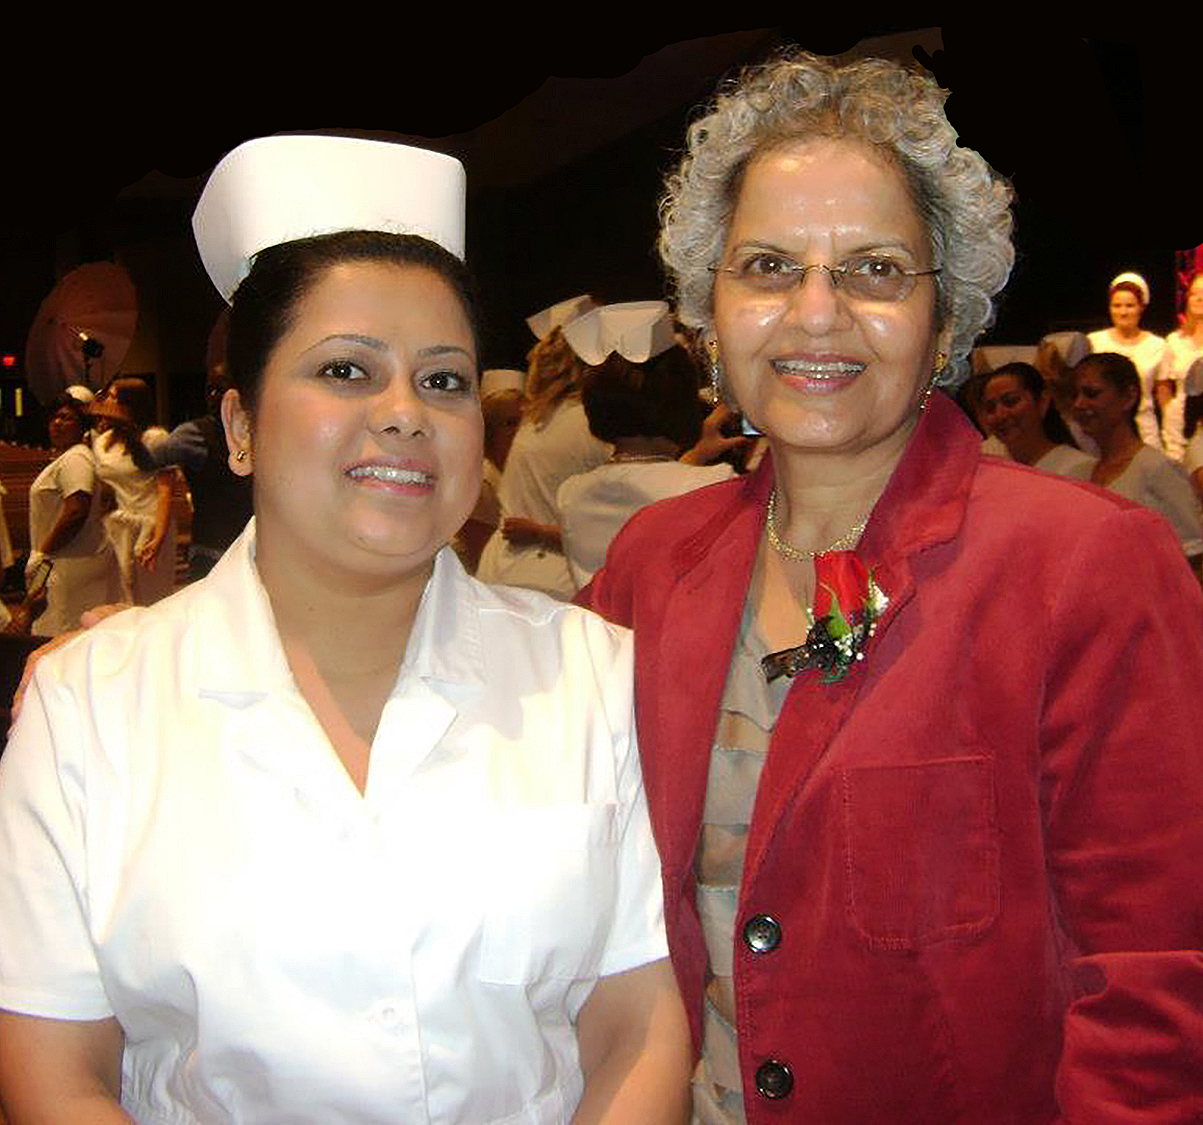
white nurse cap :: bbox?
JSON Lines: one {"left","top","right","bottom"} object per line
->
{"left": 561, "top": 301, "right": 675, "bottom": 367}
{"left": 525, "top": 294, "right": 597, "bottom": 341}
{"left": 192, "top": 135, "right": 467, "bottom": 303}
{"left": 1109, "top": 271, "right": 1150, "bottom": 305}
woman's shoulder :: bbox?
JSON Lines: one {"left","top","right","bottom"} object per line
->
{"left": 462, "top": 567, "right": 634, "bottom": 691}
{"left": 1033, "top": 443, "right": 1096, "bottom": 480}
{"left": 1131, "top": 442, "right": 1185, "bottom": 476}
{"left": 971, "top": 451, "right": 1139, "bottom": 529}
{"left": 966, "top": 454, "right": 1193, "bottom": 583}
{"left": 32, "top": 583, "right": 201, "bottom": 690}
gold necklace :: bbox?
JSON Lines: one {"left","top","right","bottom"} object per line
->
{"left": 765, "top": 489, "right": 868, "bottom": 562}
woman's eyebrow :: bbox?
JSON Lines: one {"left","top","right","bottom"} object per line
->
{"left": 416, "top": 345, "right": 473, "bottom": 359}
{"left": 302, "top": 333, "right": 387, "bottom": 354}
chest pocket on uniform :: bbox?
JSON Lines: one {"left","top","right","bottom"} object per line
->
{"left": 840, "top": 757, "right": 1000, "bottom": 950}
{"left": 478, "top": 803, "right": 620, "bottom": 984}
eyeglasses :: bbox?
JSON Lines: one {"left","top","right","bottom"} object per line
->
{"left": 710, "top": 251, "right": 941, "bottom": 303}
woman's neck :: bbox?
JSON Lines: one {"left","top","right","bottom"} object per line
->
{"left": 768, "top": 416, "right": 915, "bottom": 555}
{"left": 1007, "top": 431, "right": 1057, "bottom": 467}
{"left": 1111, "top": 325, "right": 1143, "bottom": 343}
{"left": 256, "top": 533, "right": 430, "bottom": 686}
{"left": 1095, "top": 424, "right": 1143, "bottom": 464}
{"left": 255, "top": 532, "right": 434, "bottom": 792}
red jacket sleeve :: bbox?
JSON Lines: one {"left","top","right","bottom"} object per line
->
{"left": 1040, "top": 503, "right": 1203, "bottom": 1121}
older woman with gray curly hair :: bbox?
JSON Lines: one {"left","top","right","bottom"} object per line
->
{"left": 582, "top": 51, "right": 1203, "bottom": 1124}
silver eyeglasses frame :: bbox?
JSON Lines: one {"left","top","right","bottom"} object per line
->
{"left": 708, "top": 258, "right": 942, "bottom": 302}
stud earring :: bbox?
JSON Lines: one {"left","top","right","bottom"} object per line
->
{"left": 235, "top": 449, "right": 248, "bottom": 463}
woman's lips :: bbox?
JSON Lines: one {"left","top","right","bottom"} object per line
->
{"left": 771, "top": 356, "right": 866, "bottom": 394}
{"left": 345, "top": 461, "right": 436, "bottom": 493}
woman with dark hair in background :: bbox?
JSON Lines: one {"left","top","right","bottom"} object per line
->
{"left": 0, "top": 136, "right": 689, "bottom": 1125}
{"left": 1072, "top": 351, "right": 1203, "bottom": 567}
{"left": 90, "top": 376, "right": 176, "bottom": 605}
{"left": 584, "top": 51, "right": 1203, "bottom": 1123}
{"left": 556, "top": 302, "right": 738, "bottom": 589}
{"left": 18, "top": 391, "right": 115, "bottom": 634}
{"left": 977, "top": 361, "right": 1094, "bottom": 479}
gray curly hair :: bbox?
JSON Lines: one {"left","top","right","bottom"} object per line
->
{"left": 658, "top": 51, "right": 1015, "bottom": 385}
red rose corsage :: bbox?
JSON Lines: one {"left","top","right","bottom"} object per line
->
{"left": 762, "top": 551, "right": 888, "bottom": 684}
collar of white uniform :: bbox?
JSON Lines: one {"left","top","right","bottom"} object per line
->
{"left": 193, "top": 519, "right": 486, "bottom": 701}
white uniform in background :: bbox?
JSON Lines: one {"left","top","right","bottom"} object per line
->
{"left": 477, "top": 400, "right": 609, "bottom": 600}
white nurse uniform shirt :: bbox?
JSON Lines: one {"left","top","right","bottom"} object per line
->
{"left": 0, "top": 521, "right": 666, "bottom": 1125}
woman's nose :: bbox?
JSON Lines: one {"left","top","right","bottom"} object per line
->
{"left": 369, "top": 377, "right": 428, "bottom": 438}
{"left": 779, "top": 266, "right": 848, "bottom": 334}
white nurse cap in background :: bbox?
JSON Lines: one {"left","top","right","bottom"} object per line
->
{"left": 526, "top": 295, "right": 597, "bottom": 341}
{"left": 561, "top": 301, "right": 675, "bottom": 367}
{"left": 1109, "top": 271, "right": 1150, "bottom": 305}
{"left": 192, "top": 135, "right": 467, "bottom": 303}
{"left": 64, "top": 384, "right": 96, "bottom": 404}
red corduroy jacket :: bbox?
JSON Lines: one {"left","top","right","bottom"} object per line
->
{"left": 583, "top": 395, "right": 1203, "bottom": 1124}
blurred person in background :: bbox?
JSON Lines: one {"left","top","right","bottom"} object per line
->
{"left": 90, "top": 376, "right": 177, "bottom": 605}
{"left": 1086, "top": 272, "right": 1166, "bottom": 451}
{"left": 18, "top": 390, "right": 115, "bottom": 635}
{"left": 1072, "top": 351, "right": 1202, "bottom": 569}
{"left": 477, "top": 297, "right": 610, "bottom": 599}
{"left": 977, "top": 361, "right": 1094, "bottom": 479}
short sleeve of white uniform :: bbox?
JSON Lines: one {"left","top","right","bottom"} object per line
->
{"left": 54, "top": 444, "right": 97, "bottom": 498}
{"left": 1147, "top": 454, "right": 1203, "bottom": 558}
{"left": 591, "top": 624, "right": 667, "bottom": 977}
{"left": 0, "top": 662, "right": 114, "bottom": 1019}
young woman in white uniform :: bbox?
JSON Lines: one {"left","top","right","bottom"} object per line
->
{"left": 476, "top": 325, "right": 611, "bottom": 600}
{"left": 89, "top": 376, "right": 177, "bottom": 606}
{"left": 1086, "top": 272, "right": 1167, "bottom": 452}
{"left": 23, "top": 392, "right": 115, "bottom": 635}
{"left": 0, "top": 136, "right": 690, "bottom": 1125}
{"left": 976, "top": 362, "right": 1095, "bottom": 479}
{"left": 1073, "top": 351, "right": 1203, "bottom": 570}
{"left": 1157, "top": 272, "right": 1203, "bottom": 461}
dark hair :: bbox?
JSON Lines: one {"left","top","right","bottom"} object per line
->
{"left": 580, "top": 345, "right": 704, "bottom": 448}
{"left": 226, "top": 230, "right": 482, "bottom": 417}
{"left": 95, "top": 376, "right": 158, "bottom": 471}
{"left": 985, "top": 361, "right": 1076, "bottom": 446}
{"left": 1074, "top": 352, "right": 1141, "bottom": 432}
{"left": 46, "top": 392, "right": 89, "bottom": 444}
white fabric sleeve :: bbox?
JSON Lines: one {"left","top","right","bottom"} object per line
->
{"left": 54, "top": 445, "right": 97, "bottom": 499}
{"left": 1149, "top": 456, "right": 1203, "bottom": 558}
{"left": 0, "top": 664, "right": 114, "bottom": 1019}
{"left": 593, "top": 627, "right": 669, "bottom": 978}
{"left": 1184, "top": 431, "right": 1203, "bottom": 476}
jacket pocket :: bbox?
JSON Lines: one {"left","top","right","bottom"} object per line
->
{"left": 840, "top": 757, "right": 1000, "bottom": 950}
{"left": 478, "top": 803, "right": 620, "bottom": 985}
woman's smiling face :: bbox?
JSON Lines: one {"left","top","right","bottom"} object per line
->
{"left": 979, "top": 371, "right": 1044, "bottom": 451}
{"left": 711, "top": 138, "right": 949, "bottom": 463}
{"left": 228, "top": 260, "right": 483, "bottom": 584}
{"left": 1108, "top": 288, "right": 1144, "bottom": 333}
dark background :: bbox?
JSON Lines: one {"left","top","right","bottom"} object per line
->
{"left": 1, "top": 22, "right": 1196, "bottom": 439}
